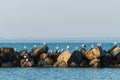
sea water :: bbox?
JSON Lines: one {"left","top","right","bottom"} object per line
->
{"left": 0, "top": 43, "right": 120, "bottom": 80}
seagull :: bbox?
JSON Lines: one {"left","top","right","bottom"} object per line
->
{"left": 75, "top": 47, "right": 78, "bottom": 51}
{"left": 14, "top": 48, "right": 17, "bottom": 52}
{"left": 57, "top": 50, "right": 60, "bottom": 53}
{"left": 91, "top": 44, "right": 94, "bottom": 48}
{"left": 34, "top": 44, "right": 37, "bottom": 48}
{"left": 43, "top": 42, "right": 46, "bottom": 46}
{"left": 61, "top": 48, "right": 64, "bottom": 52}
{"left": 50, "top": 50, "right": 53, "bottom": 53}
{"left": 24, "top": 46, "right": 27, "bottom": 49}
{"left": 56, "top": 47, "right": 59, "bottom": 53}
{"left": 56, "top": 47, "right": 59, "bottom": 50}
{"left": 66, "top": 45, "right": 70, "bottom": 50}
{"left": 114, "top": 42, "right": 117, "bottom": 45}
{"left": 97, "top": 43, "right": 101, "bottom": 47}
{"left": 26, "top": 58, "right": 29, "bottom": 62}
{"left": 24, "top": 55, "right": 27, "bottom": 59}
{"left": 82, "top": 44, "right": 86, "bottom": 48}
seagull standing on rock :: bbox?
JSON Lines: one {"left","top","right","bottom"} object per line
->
{"left": 56, "top": 47, "right": 59, "bottom": 53}
{"left": 97, "top": 43, "right": 101, "bottom": 47}
{"left": 14, "top": 48, "right": 17, "bottom": 52}
{"left": 50, "top": 50, "right": 53, "bottom": 53}
{"left": 91, "top": 44, "right": 94, "bottom": 49}
{"left": 43, "top": 42, "right": 46, "bottom": 46}
{"left": 34, "top": 44, "right": 37, "bottom": 48}
{"left": 82, "top": 44, "right": 86, "bottom": 48}
{"left": 66, "top": 45, "right": 70, "bottom": 50}
{"left": 114, "top": 42, "right": 117, "bottom": 46}
{"left": 61, "top": 49, "right": 64, "bottom": 52}
{"left": 24, "top": 55, "right": 27, "bottom": 59}
{"left": 26, "top": 58, "right": 29, "bottom": 62}
{"left": 75, "top": 47, "right": 78, "bottom": 51}
{"left": 24, "top": 46, "right": 27, "bottom": 50}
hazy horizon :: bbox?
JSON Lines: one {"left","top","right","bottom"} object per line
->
{"left": 0, "top": 0, "right": 120, "bottom": 39}
{"left": 0, "top": 37, "right": 119, "bottom": 43}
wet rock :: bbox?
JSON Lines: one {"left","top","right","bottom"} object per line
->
{"left": 20, "top": 58, "right": 35, "bottom": 67}
{"left": 30, "top": 45, "right": 49, "bottom": 57}
{"left": 68, "top": 50, "right": 84, "bottom": 67}
{"left": 37, "top": 60, "right": 48, "bottom": 67}
{"left": 53, "top": 61, "right": 68, "bottom": 68}
{"left": 57, "top": 50, "right": 71, "bottom": 63}
{"left": 2, "top": 62, "right": 14, "bottom": 67}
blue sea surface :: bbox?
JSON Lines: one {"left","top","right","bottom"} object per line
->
{"left": 0, "top": 68, "right": 120, "bottom": 80}
{"left": 0, "top": 43, "right": 120, "bottom": 80}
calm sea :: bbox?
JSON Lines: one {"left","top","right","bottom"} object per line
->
{"left": 0, "top": 43, "right": 120, "bottom": 80}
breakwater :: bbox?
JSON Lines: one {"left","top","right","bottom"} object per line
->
{"left": 0, "top": 42, "right": 120, "bottom": 68}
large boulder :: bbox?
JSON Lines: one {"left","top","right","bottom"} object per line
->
{"left": 18, "top": 50, "right": 30, "bottom": 59}
{"left": 0, "top": 48, "right": 14, "bottom": 53}
{"left": 68, "top": 50, "right": 84, "bottom": 67}
{"left": 108, "top": 46, "right": 120, "bottom": 57}
{"left": 30, "top": 45, "right": 49, "bottom": 57}
{"left": 0, "top": 47, "right": 17, "bottom": 63}
{"left": 20, "top": 58, "right": 35, "bottom": 67}
{"left": 54, "top": 50, "right": 71, "bottom": 68}
{"left": 2, "top": 62, "right": 14, "bottom": 67}
{"left": 37, "top": 60, "right": 48, "bottom": 67}
{"left": 84, "top": 46, "right": 106, "bottom": 67}
{"left": 37, "top": 53, "right": 54, "bottom": 67}
{"left": 107, "top": 46, "right": 120, "bottom": 66}
{"left": 57, "top": 50, "right": 71, "bottom": 63}
{"left": 44, "top": 58, "right": 54, "bottom": 65}
{"left": 85, "top": 47, "right": 100, "bottom": 60}
{"left": 30, "top": 45, "right": 49, "bottom": 65}
{"left": 99, "top": 52, "right": 112, "bottom": 67}
{"left": 48, "top": 53, "right": 60, "bottom": 62}
{"left": 40, "top": 53, "right": 48, "bottom": 60}
{"left": 53, "top": 61, "right": 68, "bottom": 68}
{"left": 89, "top": 58, "right": 100, "bottom": 67}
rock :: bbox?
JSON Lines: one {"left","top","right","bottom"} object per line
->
{"left": 53, "top": 61, "right": 68, "bottom": 68}
{"left": 48, "top": 53, "right": 60, "bottom": 62}
{"left": 30, "top": 45, "right": 49, "bottom": 57}
{"left": 68, "top": 50, "right": 84, "bottom": 67}
{"left": 37, "top": 60, "right": 48, "bottom": 67}
{"left": 45, "top": 58, "right": 54, "bottom": 65}
{"left": 85, "top": 47, "right": 100, "bottom": 60}
{"left": 20, "top": 58, "right": 34, "bottom": 67}
{"left": 2, "top": 62, "right": 14, "bottom": 67}
{"left": 89, "top": 58, "right": 100, "bottom": 67}
{"left": 21, "top": 61, "right": 34, "bottom": 67}
{"left": 0, "top": 48, "right": 14, "bottom": 53}
{"left": 99, "top": 52, "right": 112, "bottom": 67}
{"left": 69, "top": 62, "right": 78, "bottom": 67}
{"left": 53, "top": 50, "right": 71, "bottom": 68}
{"left": 40, "top": 53, "right": 48, "bottom": 60}
{"left": 57, "top": 50, "right": 71, "bottom": 63}
{"left": 0, "top": 48, "right": 16, "bottom": 63}
{"left": 30, "top": 46, "right": 49, "bottom": 65}
{"left": 19, "top": 50, "right": 28, "bottom": 59}
{"left": 111, "top": 47, "right": 120, "bottom": 57}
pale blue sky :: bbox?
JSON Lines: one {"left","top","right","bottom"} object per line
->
{"left": 0, "top": 0, "right": 120, "bottom": 39}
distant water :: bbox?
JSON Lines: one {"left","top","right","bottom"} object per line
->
{"left": 0, "top": 43, "right": 117, "bottom": 52}
{"left": 0, "top": 43, "right": 120, "bottom": 80}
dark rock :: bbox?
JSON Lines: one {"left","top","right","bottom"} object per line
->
{"left": 68, "top": 50, "right": 84, "bottom": 67}
{"left": 2, "top": 62, "right": 14, "bottom": 67}
{"left": 30, "top": 45, "right": 49, "bottom": 57}
{"left": 53, "top": 61, "right": 68, "bottom": 68}
{"left": 37, "top": 60, "right": 48, "bottom": 67}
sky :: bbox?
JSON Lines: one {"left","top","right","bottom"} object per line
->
{"left": 0, "top": 0, "right": 120, "bottom": 40}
